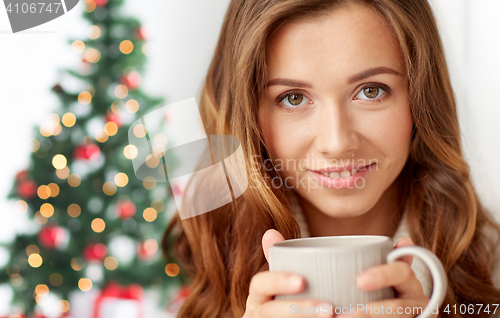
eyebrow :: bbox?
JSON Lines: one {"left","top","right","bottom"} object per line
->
{"left": 265, "top": 67, "right": 403, "bottom": 88}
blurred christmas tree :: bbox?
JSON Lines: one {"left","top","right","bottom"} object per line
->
{"left": 0, "top": 0, "right": 188, "bottom": 316}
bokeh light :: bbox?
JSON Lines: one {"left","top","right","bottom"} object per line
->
{"left": 84, "top": 48, "right": 101, "bottom": 63}
{"left": 95, "top": 129, "right": 109, "bottom": 143}
{"left": 67, "top": 204, "right": 81, "bottom": 218}
{"left": 123, "top": 145, "right": 138, "bottom": 159}
{"left": 78, "top": 278, "right": 92, "bottom": 292}
{"left": 48, "top": 183, "right": 60, "bottom": 197}
{"left": 28, "top": 254, "right": 43, "bottom": 268}
{"left": 165, "top": 263, "right": 180, "bottom": 277}
{"left": 102, "top": 181, "right": 117, "bottom": 196}
{"left": 114, "top": 84, "right": 128, "bottom": 99}
{"left": 40, "top": 203, "right": 54, "bottom": 218}
{"left": 143, "top": 176, "right": 156, "bottom": 190}
{"left": 71, "top": 40, "right": 85, "bottom": 54}
{"left": 104, "top": 256, "right": 118, "bottom": 270}
{"left": 37, "top": 185, "right": 51, "bottom": 200}
{"left": 62, "top": 113, "right": 76, "bottom": 127}
{"left": 50, "top": 273, "right": 63, "bottom": 286}
{"left": 87, "top": 25, "right": 101, "bottom": 39}
{"left": 114, "top": 173, "right": 128, "bottom": 187}
{"left": 91, "top": 218, "right": 105, "bottom": 233}
{"left": 56, "top": 167, "right": 70, "bottom": 179}
{"left": 78, "top": 91, "right": 92, "bottom": 105}
{"left": 59, "top": 300, "right": 70, "bottom": 313}
{"left": 133, "top": 124, "right": 147, "bottom": 138}
{"left": 52, "top": 154, "right": 67, "bottom": 169}
{"left": 104, "top": 122, "right": 118, "bottom": 136}
{"left": 119, "top": 40, "right": 134, "bottom": 54}
{"left": 26, "top": 244, "right": 39, "bottom": 256}
{"left": 15, "top": 200, "right": 28, "bottom": 214}
{"left": 125, "top": 99, "right": 139, "bottom": 113}
{"left": 71, "top": 258, "right": 84, "bottom": 271}
{"left": 143, "top": 207, "right": 157, "bottom": 222}
{"left": 68, "top": 174, "right": 81, "bottom": 187}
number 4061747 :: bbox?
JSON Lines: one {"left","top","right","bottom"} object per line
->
{"left": 443, "top": 304, "right": 499, "bottom": 315}
{"left": 5, "top": 2, "right": 62, "bottom": 14}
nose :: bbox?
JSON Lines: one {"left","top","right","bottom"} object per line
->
{"left": 314, "top": 100, "right": 360, "bottom": 156}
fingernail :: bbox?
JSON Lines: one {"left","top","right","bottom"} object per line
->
{"left": 356, "top": 271, "right": 374, "bottom": 287}
{"left": 289, "top": 274, "right": 303, "bottom": 289}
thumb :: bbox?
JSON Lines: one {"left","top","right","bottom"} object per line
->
{"left": 262, "top": 229, "right": 285, "bottom": 263}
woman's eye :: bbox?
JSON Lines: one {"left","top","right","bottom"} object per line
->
{"left": 355, "top": 85, "right": 386, "bottom": 100}
{"left": 280, "top": 93, "right": 310, "bottom": 108}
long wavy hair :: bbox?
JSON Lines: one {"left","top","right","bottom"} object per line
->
{"left": 162, "top": 0, "right": 500, "bottom": 317}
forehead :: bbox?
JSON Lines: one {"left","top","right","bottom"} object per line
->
{"left": 266, "top": 3, "right": 404, "bottom": 82}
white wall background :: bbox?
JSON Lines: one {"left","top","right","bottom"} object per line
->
{"left": 0, "top": 0, "right": 499, "bottom": 313}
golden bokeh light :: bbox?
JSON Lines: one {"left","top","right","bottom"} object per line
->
{"left": 40, "top": 203, "right": 54, "bottom": 218}
{"left": 78, "top": 278, "right": 92, "bottom": 292}
{"left": 62, "top": 112, "right": 76, "bottom": 127}
{"left": 145, "top": 154, "right": 160, "bottom": 168}
{"left": 125, "top": 99, "right": 139, "bottom": 113}
{"left": 143, "top": 176, "right": 157, "bottom": 190}
{"left": 114, "top": 173, "right": 129, "bottom": 187}
{"left": 119, "top": 40, "right": 134, "bottom": 54}
{"left": 26, "top": 244, "right": 40, "bottom": 256}
{"left": 40, "top": 123, "right": 53, "bottom": 137}
{"left": 56, "top": 166, "right": 70, "bottom": 179}
{"left": 32, "top": 139, "right": 40, "bottom": 152}
{"left": 59, "top": 300, "right": 70, "bottom": 313}
{"left": 123, "top": 145, "right": 138, "bottom": 159}
{"left": 15, "top": 200, "right": 28, "bottom": 214}
{"left": 48, "top": 183, "right": 60, "bottom": 197}
{"left": 28, "top": 254, "right": 43, "bottom": 268}
{"left": 111, "top": 100, "right": 122, "bottom": 113}
{"left": 104, "top": 256, "right": 118, "bottom": 270}
{"left": 102, "top": 181, "right": 117, "bottom": 196}
{"left": 37, "top": 185, "right": 51, "bottom": 200}
{"left": 91, "top": 218, "right": 106, "bottom": 233}
{"left": 78, "top": 91, "right": 92, "bottom": 105}
{"left": 71, "top": 258, "right": 84, "bottom": 271}
{"left": 34, "top": 212, "right": 48, "bottom": 225}
{"left": 50, "top": 273, "right": 63, "bottom": 286}
{"left": 104, "top": 122, "right": 118, "bottom": 136}
{"left": 35, "top": 284, "right": 49, "bottom": 296}
{"left": 154, "top": 133, "right": 168, "bottom": 147}
{"left": 114, "top": 84, "right": 128, "bottom": 99}
{"left": 165, "top": 263, "right": 180, "bottom": 277}
{"left": 71, "top": 40, "right": 85, "bottom": 54}
{"left": 133, "top": 124, "right": 147, "bottom": 138}
{"left": 83, "top": 48, "right": 101, "bottom": 63}
{"left": 143, "top": 207, "right": 157, "bottom": 222}
{"left": 52, "top": 123, "right": 62, "bottom": 136}
{"left": 52, "top": 154, "right": 67, "bottom": 169}
{"left": 84, "top": 0, "right": 96, "bottom": 12}
{"left": 87, "top": 25, "right": 101, "bottom": 39}
{"left": 68, "top": 174, "right": 81, "bottom": 187}
{"left": 95, "top": 129, "right": 109, "bottom": 143}
{"left": 67, "top": 203, "right": 81, "bottom": 218}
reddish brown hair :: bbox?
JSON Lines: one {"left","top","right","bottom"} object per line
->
{"left": 162, "top": 0, "right": 500, "bottom": 317}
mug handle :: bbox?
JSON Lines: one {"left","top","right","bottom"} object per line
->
{"left": 386, "top": 246, "right": 447, "bottom": 318}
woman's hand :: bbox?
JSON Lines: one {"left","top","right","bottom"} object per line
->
{"left": 336, "top": 237, "right": 437, "bottom": 318}
{"left": 242, "top": 229, "right": 333, "bottom": 318}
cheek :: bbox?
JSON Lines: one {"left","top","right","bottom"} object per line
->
{"left": 259, "top": 107, "right": 313, "bottom": 164}
{"left": 362, "top": 104, "right": 413, "bottom": 161}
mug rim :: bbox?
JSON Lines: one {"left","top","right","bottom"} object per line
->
{"left": 270, "top": 235, "right": 392, "bottom": 250}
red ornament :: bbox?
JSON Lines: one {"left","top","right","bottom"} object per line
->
{"left": 16, "top": 170, "right": 29, "bottom": 181}
{"left": 83, "top": 243, "right": 107, "bottom": 262}
{"left": 38, "top": 225, "right": 66, "bottom": 249}
{"left": 116, "top": 200, "right": 136, "bottom": 219}
{"left": 137, "top": 240, "right": 157, "bottom": 260}
{"left": 105, "top": 112, "right": 122, "bottom": 128}
{"left": 94, "top": 0, "right": 107, "bottom": 7}
{"left": 134, "top": 27, "right": 147, "bottom": 41}
{"left": 119, "top": 71, "right": 141, "bottom": 90}
{"left": 17, "top": 179, "right": 38, "bottom": 199}
{"left": 73, "top": 144, "right": 100, "bottom": 160}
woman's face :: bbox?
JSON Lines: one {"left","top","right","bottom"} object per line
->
{"left": 258, "top": 3, "right": 413, "bottom": 218}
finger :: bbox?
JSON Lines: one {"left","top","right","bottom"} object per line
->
{"left": 393, "top": 237, "right": 414, "bottom": 266}
{"left": 262, "top": 229, "right": 285, "bottom": 263}
{"left": 246, "top": 271, "right": 304, "bottom": 310}
{"left": 255, "top": 299, "right": 333, "bottom": 318}
{"left": 356, "top": 261, "right": 426, "bottom": 299}
{"left": 336, "top": 298, "right": 429, "bottom": 318}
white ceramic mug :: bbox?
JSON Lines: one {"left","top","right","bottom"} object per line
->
{"left": 268, "top": 235, "right": 447, "bottom": 318}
